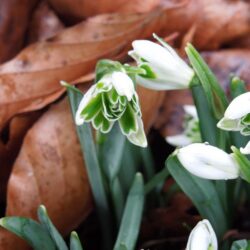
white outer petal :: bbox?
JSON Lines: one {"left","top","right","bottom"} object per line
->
{"left": 127, "top": 117, "right": 147, "bottom": 147}
{"left": 224, "top": 92, "right": 250, "bottom": 119}
{"left": 186, "top": 220, "right": 218, "bottom": 250}
{"left": 166, "top": 134, "right": 192, "bottom": 147}
{"left": 75, "top": 85, "right": 96, "bottom": 125}
{"left": 112, "top": 71, "right": 135, "bottom": 101}
{"left": 240, "top": 141, "right": 250, "bottom": 155}
{"left": 177, "top": 143, "right": 239, "bottom": 180}
{"left": 131, "top": 40, "right": 194, "bottom": 88}
{"left": 184, "top": 105, "right": 198, "bottom": 119}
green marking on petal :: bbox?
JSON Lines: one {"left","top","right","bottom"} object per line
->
{"left": 139, "top": 63, "right": 157, "bottom": 79}
{"left": 109, "top": 88, "right": 119, "bottom": 104}
{"left": 119, "top": 104, "right": 138, "bottom": 135}
{"left": 241, "top": 113, "right": 250, "bottom": 126}
{"left": 241, "top": 127, "right": 250, "bottom": 136}
{"left": 80, "top": 94, "right": 102, "bottom": 121}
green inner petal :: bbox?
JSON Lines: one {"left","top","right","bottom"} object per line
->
{"left": 241, "top": 113, "right": 250, "bottom": 126}
{"left": 241, "top": 126, "right": 250, "bottom": 136}
{"left": 119, "top": 104, "right": 138, "bottom": 135}
{"left": 80, "top": 94, "right": 102, "bottom": 121}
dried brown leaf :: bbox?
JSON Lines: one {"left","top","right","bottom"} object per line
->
{"left": 1, "top": 98, "right": 93, "bottom": 249}
{"left": 27, "top": 1, "right": 64, "bottom": 43}
{"left": 0, "top": 0, "right": 38, "bottom": 63}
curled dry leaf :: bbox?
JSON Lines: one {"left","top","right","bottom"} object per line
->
{"left": 0, "top": 2, "right": 196, "bottom": 132}
{"left": 27, "top": 1, "right": 64, "bottom": 43}
{"left": 0, "top": 0, "right": 38, "bottom": 63}
{"left": 157, "top": 49, "right": 250, "bottom": 138}
{"left": 0, "top": 98, "right": 93, "bottom": 250}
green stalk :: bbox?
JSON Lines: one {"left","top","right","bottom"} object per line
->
{"left": 64, "top": 83, "right": 114, "bottom": 250}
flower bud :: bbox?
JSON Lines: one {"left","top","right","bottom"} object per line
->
{"left": 177, "top": 143, "right": 239, "bottom": 180}
{"left": 186, "top": 219, "right": 218, "bottom": 250}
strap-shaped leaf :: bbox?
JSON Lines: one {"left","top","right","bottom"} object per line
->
{"left": 64, "top": 83, "right": 114, "bottom": 250}
{"left": 166, "top": 154, "right": 228, "bottom": 239}
{"left": 113, "top": 173, "right": 144, "bottom": 250}
{"left": 38, "top": 205, "right": 68, "bottom": 250}
{"left": 70, "top": 232, "right": 84, "bottom": 250}
{"left": 186, "top": 44, "right": 228, "bottom": 119}
{"left": 0, "top": 217, "right": 56, "bottom": 250}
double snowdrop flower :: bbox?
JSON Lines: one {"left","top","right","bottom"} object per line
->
{"left": 176, "top": 143, "right": 239, "bottom": 180}
{"left": 75, "top": 71, "right": 147, "bottom": 148}
{"left": 217, "top": 92, "right": 250, "bottom": 136}
{"left": 166, "top": 105, "right": 201, "bottom": 147}
{"left": 128, "top": 34, "right": 195, "bottom": 90}
{"left": 186, "top": 219, "right": 217, "bottom": 250}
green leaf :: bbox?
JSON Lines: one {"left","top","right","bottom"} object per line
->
{"left": 70, "top": 232, "right": 83, "bottom": 250}
{"left": 231, "top": 146, "right": 250, "bottom": 183}
{"left": 231, "top": 239, "right": 250, "bottom": 250}
{"left": 113, "top": 173, "right": 145, "bottom": 250}
{"left": 38, "top": 205, "right": 68, "bottom": 250}
{"left": 191, "top": 84, "right": 228, "bottom": 149}
{"left": 98, "top": 123, "right": 126, "bottom": 180}
{"left": 186, "top": 44, "right": 228, "bottom": 119}
{"left": 0, "top": 217, "right": 56, "bottom": 250}
{"left": 110, "top": 178, "right": 125, "bottom": 225}
{"left": 166, "top": 154, "right": 228, "bottom": 239}
{"left": 65, "top": 84, "right": 114, "bottom": 250}
{"left": 118, "top": 142, "right": 140, "bottom": 194}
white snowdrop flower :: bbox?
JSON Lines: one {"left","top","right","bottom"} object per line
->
{"left": 217, "top": 92, "right": 250, "bottom": 136}
{"left": 177, "top": 143, "right": 239, "bottom": 180}
{"left": 186, "top": 219, "right": 218, "bottom": 250}
{"left": 129, "top": 34, "right": 194, "bottom": 91}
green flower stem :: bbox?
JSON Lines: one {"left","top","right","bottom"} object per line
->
{"left": 110, "top": 178, "right": 125, "bottom": 226}
{"left": 65, "top": 84, "right": 114, "bottom": 250}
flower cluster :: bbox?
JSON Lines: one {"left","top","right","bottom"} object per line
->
{"left": 75, "top": 69, "right": 147, "bottom": 147}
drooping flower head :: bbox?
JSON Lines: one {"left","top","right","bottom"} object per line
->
{"left": 186, "top": 219, "right": 218, "bottom": 250}
{"left": 129, "top": 34, "right": 195, "bottom": 90}
{"left": 176, "top": 143, "right": 239, "bottom": 180}
{"left": 75, "top": 60, "right": 147, "bottom": 148}
{"left": 217, "top": 92, "right": 250, "bottom": 136}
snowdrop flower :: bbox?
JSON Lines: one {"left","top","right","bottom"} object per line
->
{"left": 177, "top": 143, "right": 239, "bottom": 180}
{"left": 240, "top": 141, "right": 250, "bottom": 155}
{"left": 217, "top": 92, "right": 250, "bottom": 136}
{"left": 75, "top": 71, "right": 147, "bottom": 148}
{"left": 166, "top": 105, "right": 201, "bottom": 147}
{"left": 129, "top": 34, "right": 195, "bottom": 91}
{"left": 186, "top": 219, "right": 217, "bottom": 250}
